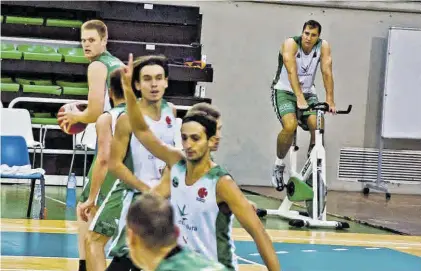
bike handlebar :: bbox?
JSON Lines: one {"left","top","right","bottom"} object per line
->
{"left": 301, "top": 102, "right": 352, "bottom": 114}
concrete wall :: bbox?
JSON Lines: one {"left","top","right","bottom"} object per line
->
{"left": 152, "top": 1, "right": 421, "bottom": 193}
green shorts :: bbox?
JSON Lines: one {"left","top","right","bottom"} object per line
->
{"left": 89, "top": 180, "right": 136, "bottom": 238}
{"left": 271, "top": 89, "right": 319, "bottom": 131}
{"left": 79, "top": 165, "right": 118, "bottom": 206}
{"left": 107, "top": 193, "right": 142, "bottom": 258}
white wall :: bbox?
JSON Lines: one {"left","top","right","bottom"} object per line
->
{"left": 152, "top": 1, "right": 421, "bottom": 193}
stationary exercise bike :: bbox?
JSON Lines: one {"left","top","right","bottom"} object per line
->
{"left": 257, "top": 102, "right": 352, "bottom": 229}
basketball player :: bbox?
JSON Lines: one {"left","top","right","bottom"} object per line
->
{"left": 74, "top": 68, "right": 125, "bottom": 271}
{"left": 121, "top": 54, "right": 281, "bottom": 271}
{"left": 102, "top": 102, "right": 224, "bottom": 269}
{"left": 126, "top": 193, "right": 229, "bottom": 271}
{"left": 270, "top": 20, "right": 336, "bottom": 189}
{"left": 87, "top": 55, "right": 177, "bottom": 271}
{"left": 58, "top": 20, "right": 123, "bottom": 128}
{"left": 56, "top": 20, "right": 124, "bottom": 271}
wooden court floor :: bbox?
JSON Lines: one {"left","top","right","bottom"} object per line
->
{"left": 1, "top": 218, "right": 421, "bottom": 271}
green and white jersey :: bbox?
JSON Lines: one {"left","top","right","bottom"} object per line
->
{"left": 170, "top": 161, "right": 238, "bottom": 271}
{"left": 122, "top": 99, "right": 177, "bottom": 190}
{"left": 272, "top": 36, "right": 322, "bottom": 94}
{"left": 93, "top": 51, "right": 124, "bottom": 111}
{"left": 156, "top": 247, "right": 229, "bottom": 271}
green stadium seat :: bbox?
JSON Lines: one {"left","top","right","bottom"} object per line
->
{"left": 1, "top": 16, "right": 4, "bottom": 23}
{"left": 15, "top": 78, "right": 54, "bottom": 86}
{"left": 6, "top": 16, "right": 44, "bottom": 25}
{"left": 16, "top": 78, "right": 62, "bottom": 95}
{"left": 31, "top": 118, "right": 59, "bottom": 125}
{"left": 1, "top": 83, "right": 20, "bottom": 92}
{"left": 31, "top": 113, "right": 58, "bottom": 125}
{"left": 17, "top": 44, "right": 62, "bottom": 62}
{"left": 58, "top": 48, "right": 89, "bottom": 64}
{"left": 46, "top": 19, "right": 83, "bottom": 28}
{"left": 1, "top": 76, "right": 14, "bottom": 84}
{"left": 1, "top": 43, "right": 22, "bottom": 59}
{"left": 56, "top": 81, "right": 88, "bottom": 88}
{"left": 56, "top": 80, "right": 89, "bottom": 96}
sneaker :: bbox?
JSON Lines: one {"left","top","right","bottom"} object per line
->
{"left": 271, "top": 164, "right": 286, "bottom": 191}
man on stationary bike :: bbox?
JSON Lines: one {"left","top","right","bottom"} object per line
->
{"left": 270, "top": 20, "right": 336, "bottom": 189}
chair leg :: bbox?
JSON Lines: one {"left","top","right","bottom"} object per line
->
{"left": 40, "top": 176, "right": 46, "bottom": 219}
{"left": 40, "top": 147, "right": 44, "bottom": 169}
{"left": 32, "top": 148, "right": 37, "bottom": 168}
{"left": 27, "top": 179, "right": 36, "bottom": 218}
{"left": 68, "top": 148, "right": 77, "bottom": 180}
{"left": 83, "top": 146, "right": 87, "bottom": 187}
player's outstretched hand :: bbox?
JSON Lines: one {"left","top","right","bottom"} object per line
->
{"left": 120, "top": 53, "right": 134, "bottom": 91}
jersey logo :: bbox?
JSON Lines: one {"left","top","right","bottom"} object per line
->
{"left": 301, "top": 65, "right": 310, "bottom": 73}
{"left": 177, "top": 204, "right": 188, "bottom": 219}
{"left": 196, "top": 187, "right": 208, "bottom": 203}
{"left": 166, "top": 116, "right": 173, "bottom": 128}
{"left": 172, "top": 177, "right": 179, "bottom": 188}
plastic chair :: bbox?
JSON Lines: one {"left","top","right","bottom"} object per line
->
{"left": 56, "top": 80, "right": 89, "bottom": 96}
{"left": 1, "top": 43, "right": 23, "bottom": 59}
{"left": 0, "top": 108, "right": 45, "bottom": 168}
{"left": 17, "top": 44, "right": 62, "bottom": 62}
{"left": 58, "top": 48, "right": 89, "bottom": 64}
{"left": 0, "top": 76, "right": 20, "bottom": 92}
{"left": 46, "top": 19, "right": 82, "bottom": 28}
{"left": 0, "top": 135, "right": 46, "bottom": 219}
{"left": 68, "top": 123, "right": 97, "bottom": 186}
{"left": 15, "top": 77, "right": 62, "bottom": 96}
{"left": 5, "top": 16, "right": 44, "bottom": 25}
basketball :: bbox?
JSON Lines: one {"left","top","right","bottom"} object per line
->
{"left": 58, "top": 102, "right": 88, "bottom": 135}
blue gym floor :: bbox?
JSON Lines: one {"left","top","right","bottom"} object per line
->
{"left": 2, "top": 231, "right": 421, "bottom": 271}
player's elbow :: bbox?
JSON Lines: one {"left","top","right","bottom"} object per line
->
{"left": 96, "top": 156, "right": 109, "bottom": 168}
{"left": 284, "top": 60, "right": 297, "bottom": 75}
{"left": 322, "top": 68, "right": 333, "bottom": 79}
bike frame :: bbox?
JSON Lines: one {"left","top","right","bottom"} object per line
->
{"left": 265, "top": 103, "right": 351, "bottom": 228}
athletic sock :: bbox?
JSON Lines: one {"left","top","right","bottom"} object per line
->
{"left": 78, "top": 260, "right": 86, "bottom": 271}
{"left": 275, "top": 157, "right": 284, "bottom": 166}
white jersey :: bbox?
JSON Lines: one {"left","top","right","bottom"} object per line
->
{"left": 272, "top": 36, "right": 322, "bottom": 94}
{"left": 124, "top": 100, "right": 177, "bottom": 189}
{"left": 170, "top": 161, "right": 238, "bottom": 271}
{"left": 106, "top": 103, "right": 126, "bottom": 135}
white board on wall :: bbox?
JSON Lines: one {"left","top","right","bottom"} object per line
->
{"left": 381, "top": 27, "right": 421, "bottom": 139}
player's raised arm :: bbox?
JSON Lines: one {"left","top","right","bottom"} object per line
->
{"left": 120, "top": 54, "right": 183, "bottom": 167}
{"left": 217, "top": 175, "right": 281, "bottom": 271}
{"left": 150, "top": 166, "right": 171, "bottom": 199}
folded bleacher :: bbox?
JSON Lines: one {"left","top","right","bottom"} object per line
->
{"left": 1, "top": 1, "right": 213, "bottom": 179}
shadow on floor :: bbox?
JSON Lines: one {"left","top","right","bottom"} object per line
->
{"left": 241, "top": 185, "right": 421, "bottom": 235}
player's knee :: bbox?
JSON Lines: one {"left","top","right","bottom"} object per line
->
{"left": 86, "top": 231, "right": 108, "bottom": 249}
{"left": 282, "top": 118, "right": 298, "bottom": 133}
{"left": 307, "top": 116, "right": 319, "bottom": 131}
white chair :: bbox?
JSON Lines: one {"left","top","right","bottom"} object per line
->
{"left": 0, "top": 108, "right": 44, "bottom": 168}
{"left": 68, "top": 123, "right": 97, "bottom": 186}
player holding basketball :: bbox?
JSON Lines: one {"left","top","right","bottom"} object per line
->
{"left": 86, "top": 55, "right": 178, "bottom": 271}
{"left": 270, "top": 20, "right": 336, "bottom": 189}
{"left": 58, "top": 20, "right": 123, "bottom": 128}
{"left": 121, "top": 54, "right": 281, "bottom": 271}
{"left": 126, "top": 193, "right": 229, "bottom": 271}
{"left": 56, "top": 20, "right": 124, "bottom": 271}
